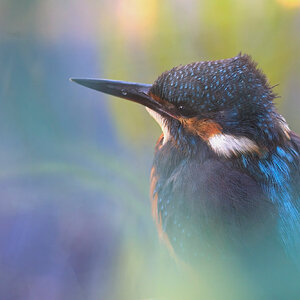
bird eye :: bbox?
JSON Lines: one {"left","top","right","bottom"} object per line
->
{"left": 177, "top": 104, "right": 195, "bottom": 116}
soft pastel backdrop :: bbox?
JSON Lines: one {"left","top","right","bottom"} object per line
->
{"left": 1, "top": 0, "right": 300, "bottom": 299}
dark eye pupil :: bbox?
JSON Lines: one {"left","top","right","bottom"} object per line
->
{"left": 179, "top": 105, "right": 184, "bottom": 110}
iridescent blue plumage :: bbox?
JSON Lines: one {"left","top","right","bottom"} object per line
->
{"left": 243, "top": 141, "right": 300, "bottom": 263}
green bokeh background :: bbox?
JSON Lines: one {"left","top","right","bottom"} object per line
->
{"left": 1, "top": 0, "right": 300, "bottom": 299}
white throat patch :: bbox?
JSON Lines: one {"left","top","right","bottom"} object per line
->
{"left": 146, "top": 108, "right": 170, "bottom": 145}
{"left": 208, "top": 134, "right": 259, "bottom": 157}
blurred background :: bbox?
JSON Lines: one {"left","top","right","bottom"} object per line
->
{"left": 1, "top": 0, "right": 300, "bottom": 299}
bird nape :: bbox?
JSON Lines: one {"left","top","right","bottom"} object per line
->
{"left": 71, "top": 54, "right": 300, "bottom": 290}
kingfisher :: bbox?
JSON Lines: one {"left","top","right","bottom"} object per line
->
{"left": 71, "top": 54, "right": 300, "bottom": 270}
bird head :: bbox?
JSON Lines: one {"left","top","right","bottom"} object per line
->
{"left": 71, "top": 54, "right": 290, "bottom": 158}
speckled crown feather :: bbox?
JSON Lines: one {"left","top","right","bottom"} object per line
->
{"left": 150, "top": 54, "right": 275, "bottom": 113}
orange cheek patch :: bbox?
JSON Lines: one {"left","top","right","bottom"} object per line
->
{"left": 182, "top": 118, "right": 222, "bottom": 140}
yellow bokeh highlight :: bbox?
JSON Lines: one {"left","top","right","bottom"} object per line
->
{"left": 116, "top": 0, "right": 158, "bottom": 41}
{"left": 277, "top": 0, "right": 300, "bottom": 8}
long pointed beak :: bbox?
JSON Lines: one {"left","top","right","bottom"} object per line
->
{"left": 70, "top": 78, "right": 175, "bottom": 118}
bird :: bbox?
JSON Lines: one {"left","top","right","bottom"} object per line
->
{"left": 71, "top": 54, "right": 300, "bottom": 278}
